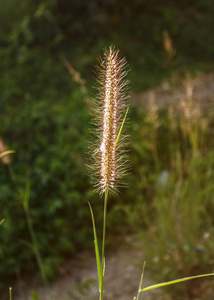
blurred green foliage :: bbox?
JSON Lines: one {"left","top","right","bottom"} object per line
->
{"left": 0, "top": 88, "right": 94, "bottom": 288}
{"left": 1, "top": 0, "right": 214, "bottom": 91}
{"left": 0, "top": 0, "right": 214, "bottom": 297}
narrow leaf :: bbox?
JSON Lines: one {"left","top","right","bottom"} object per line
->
{"left": 23, "top": 180, "right": 31, "bottom": 211}
{"left": 0, "top": 218, "right": 5, "bottom": 226}
{"left": 0, "top": 150, "right": 15, "bottom": 159}
{"left": 88, "top": 202, "right": 102, "bottom": 291}
{"left": 115, "top": 107, "right": 129, "bottom": 146}
{"left": 18, "top": 238, "right": 34, "bottom": 250}
{"left": 140, "top": 273, "right": 214, "bottom": 293}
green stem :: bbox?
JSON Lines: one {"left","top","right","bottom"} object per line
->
{"left": 136, "top": 262, "right": 146, "bottom": 300}
{"left": 9, "top": 287, "right": 12, "bottom": 300}
{"left": 24, "top": 208, "right": 48, "bottom": 285}
{"left": 100, "top": 189, "right": 109, "bottom": 300}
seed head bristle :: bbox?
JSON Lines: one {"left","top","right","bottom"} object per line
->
{"left": 90, "top": 46, "right": 129, "bottom": 194}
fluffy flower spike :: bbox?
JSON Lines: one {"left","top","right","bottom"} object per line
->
{"left": 90, "top": 46, "right": 129, "bottom": 194}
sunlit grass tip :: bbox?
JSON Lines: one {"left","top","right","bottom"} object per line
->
{"left": 89, "top": 46, "right": 130, "bottom": 195}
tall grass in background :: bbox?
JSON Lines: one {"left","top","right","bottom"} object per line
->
{"left": 124, "top": 82, "right": 214, "bottom": 298}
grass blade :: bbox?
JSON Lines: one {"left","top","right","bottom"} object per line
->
{"left": 18, "top": 238, "right": 34, "bottom": 250}
{"left": 0, "top": 150, "right": 15, "bottom": 159}
{"left": 0, "top": 218, "right": 5, "bottom": 226}
{"left": 88, "top": 202, "right": 102, "bottom": 291}
{"left": 115, "top": 107, "right": 129, "bottom": 146}
{"left": 140, "top": 273, "right": 214, "bottom": 293}
{"left": 23, "top": 180, "right": 31, "bottom": 211}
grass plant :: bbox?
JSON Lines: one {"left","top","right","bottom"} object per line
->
{"left": 89, "top": 46, "right": 129, "bottom": 300}
{"left": 21, "top": 180, "right": 48, "bottom": 285}
{"left": 1, "top": 47, "right": 214, "bottom": 299}
{"left": 89, "top": 47, "right": 214, "bottom": 300}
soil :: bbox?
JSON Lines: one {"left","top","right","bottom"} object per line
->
{"left": 133, "top": 73, "right": 214, "bottom": 110}
{"left": 14, "top": 237, "right": 159, "bottom": 300}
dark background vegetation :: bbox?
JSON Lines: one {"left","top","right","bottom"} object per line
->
{"left": 1, "top": 0, "right": 214, "bottom": 297}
